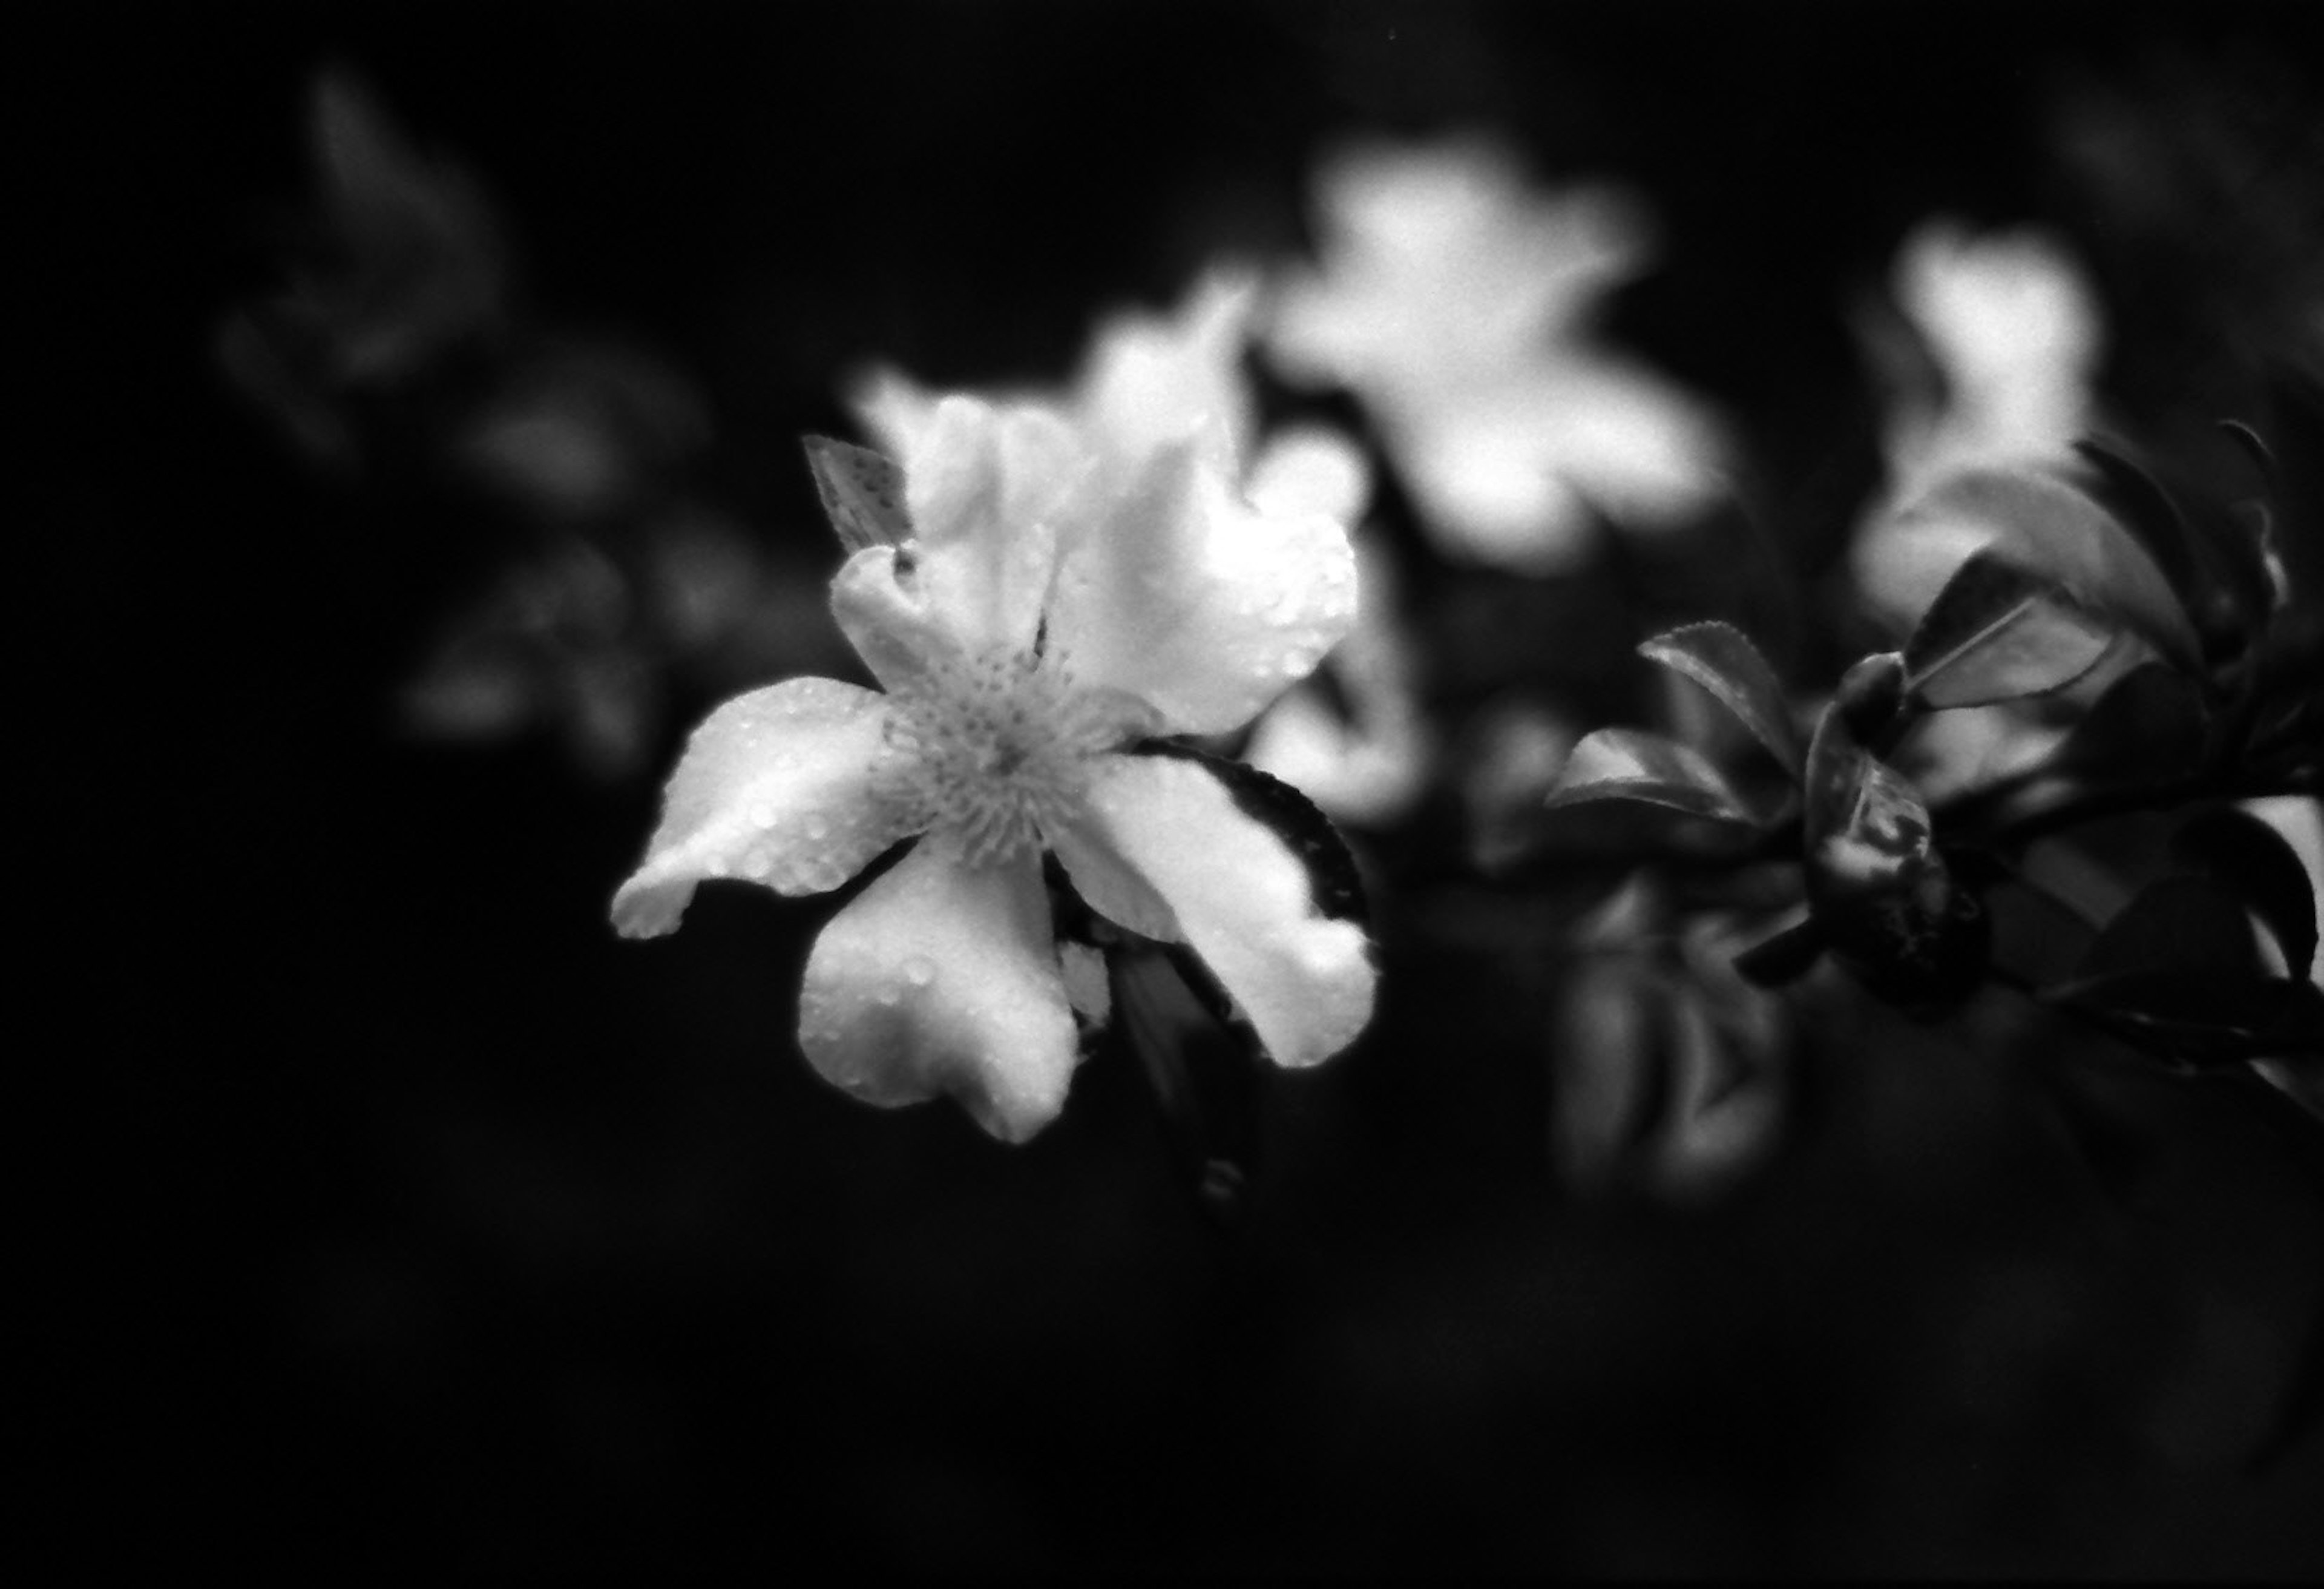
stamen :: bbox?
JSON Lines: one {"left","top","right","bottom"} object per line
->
{"left": 877, "top": 642, "right": 1128, "bottom": 865}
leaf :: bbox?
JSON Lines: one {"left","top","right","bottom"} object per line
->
{"left": 803, "top": 435, "right": 911, "bottom": 554}
{"left": 1892, "top": 464, "right": 2204, "bottom": 670}
{"left": 1902, "top": 547, "right": 2120, "bottom": 708}
{"left": 2172, "top": 807, "right": 2319, "bottom": 981}
{"left": 2048, "top": 874, "right": 2316, "bottom": 1063}
{"left": 2072, "top": 872, "right": 2270, "bottom": 984}
{"left": 2072, "top": 439, "right": 2207, "bottom": 603}
{"left": 1110, "top": 942, "right": 1264, "bottom": 1234}
{"left": 1544, "top": 728, "right": 1759, "bottom": 827}
{"left": 2049, "top": 659, "right": 2210, "bottom": 785}
{"left": 1638, "top": 621, "right": 1804, "bottom": 781}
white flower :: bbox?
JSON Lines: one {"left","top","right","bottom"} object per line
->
{"left": 857, "top": 270, "right": 1419, "bottom": 826}
{"left": 1853, "top": 219, "right": 2105, "bottom": 625}
{"left": 1265, "top": 136, "right": 1729, "bottom": 573}
{"left": 611, "top": 395, "right": 1373, "bottom": 1142}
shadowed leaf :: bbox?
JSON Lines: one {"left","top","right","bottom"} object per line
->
{"left": 1544, "top": 727, "right": 1759, "bottom": 827}
{"left": 1638, "top": 621, "right": 1805, "bottom": 780}
{"left": 2173, "top": 807, "right": 2319, "bottom": 981}
{"left": 1903, "top": 546, "right": 2120, "bottom": 708}
{"left": 1891, "top": 464, "right": 2202, "bottom": 669}
{"left": 2050, "top": 660, "right": 2210, "bottom": 784}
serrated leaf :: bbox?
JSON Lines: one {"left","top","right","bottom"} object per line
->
{"left": 1902, "top": 547, "right": 2120, "bottom": 708}
{"left": 1891, "top": 465, "right": 2204, "bottom": 670}
{"left": 1638, "top": 622, "right": 1804, "bottom": 781}
{"left": 1544, "top": 728, "right": 1759, "bottom": 826}
{"left": 2172, "top": 807, "right": 2319, "bottom": 981}
{"left": 803, "top": 435, "right": 911, "bottom": 554}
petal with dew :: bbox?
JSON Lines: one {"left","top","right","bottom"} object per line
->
{"left": 891, "top": 395, "right": 1089, "bottom": 654}
{"left": 1048, "top": 443, "right": 1359, "bottom": 735}
{"left": 796, "top": 843, "right": 1082, "bottom": 1143}
{"left": 610, "top": 677, "right": 919, "bottom": 938}
{"left": 1060, "top": 754, "right": 1374, "bottom": 1069}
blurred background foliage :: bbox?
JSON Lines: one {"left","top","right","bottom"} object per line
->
{"left": 43, "top": 0, "right": 2324, "bottom": 1572}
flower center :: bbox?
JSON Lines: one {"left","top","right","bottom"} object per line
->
{"left": 879, "top": 644, "right": 1126, "bottom": 866}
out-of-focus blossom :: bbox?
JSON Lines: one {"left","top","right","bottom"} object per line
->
{"left": 1853, "top": 220, "right": 2105, "bottom": 625}
{"left": 1459, "top": 696, "right": 1577, "bottom": 874}
{"left": 855, "top": 268, "right": 1367, "bottom": 520}
{"left": 218, "top": 71, "right": 508, "bottom": 464}
{"left": 1265, "top": 137, "right": 1730, "bottom": 573}
{"left": 612, "top": 396, "right": 1374, "bottom": 1142}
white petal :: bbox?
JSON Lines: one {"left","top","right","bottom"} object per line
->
{"left": 1072, "top": 268, "right": 1261, "bottom": 478}
{"left": 890, "top": 395, "right": 1087, "bottom": 654}
{"left": 796, "top": 843, "right": 1081, "bottom": 1143}
{"left": 1245, "top": 423, "right": 1374, "bottom": 524}
{"left": 609, "top": 677, "right": 916, "bottom": 938}
{"left": 1047, "top": 444, "right": 1360, "bottom": 736}
{"left": 1060, "top": 754, "right": 1374, "bottom": 1069}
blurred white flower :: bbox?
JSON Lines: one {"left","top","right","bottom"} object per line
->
{"left": 1853, "top": 220, "right": 2106, "bottom": 625}
{"left": 612, "top": 396, "right": 1374, "bottom": 1142}
{"left": 1265, "top": 136, "right": 1730, "bottom": 573}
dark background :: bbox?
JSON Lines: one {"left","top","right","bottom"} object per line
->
{"left": 41, "top": 1, "right": 2324, "bottom": 1572}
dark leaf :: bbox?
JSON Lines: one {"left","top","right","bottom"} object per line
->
{"left": 1902, "top": 547, "right": 2121, "bottom": 708}
{"left": 1110, "top": 943, "right": 1264, "bottom": 1235}
{"left": 2049, "top": 970, "right": 2316, "bottom": 1067}
{"left": 2072, "top": 872, "right": 2271, "bottom": 985}
{"left": 1638, "top": 622, "right": 1805, "bottom": 780}
{"left": 2049, "top": 660, "right": 2210, "bottom": 785}
{"left": 1544, "top": 728, "right": 1760, "bottom": 828}
{"left": 2172, "top": 807, "right": 2319, "bottom": 981}
{"left": 803, "top": 434, "right": 911, "bottom": 554}
{"left": 1889, "top": 465, "right": 2203, "bottom": 669}
{"left": 2072, "top": 438, "right": 2207, "bottom": 607}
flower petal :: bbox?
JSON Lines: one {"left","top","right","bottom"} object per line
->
{"left": 609, "top": 677, "right": 916, "bottom": 938}
{"left": 890, "top": 395, "right": 1087, "bottom": 654}
{"left": 1048, "top": 443, "right": 1360, "bottom": 735}
{"left": 1059, "top": 754, "right": 1374, "bottom": 1068}
{"left": 1072, "top": 267, "right": 1260, "bottom": 478}
{"left": 796, "top": 843, "right": 1081, "bottom": 1142}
